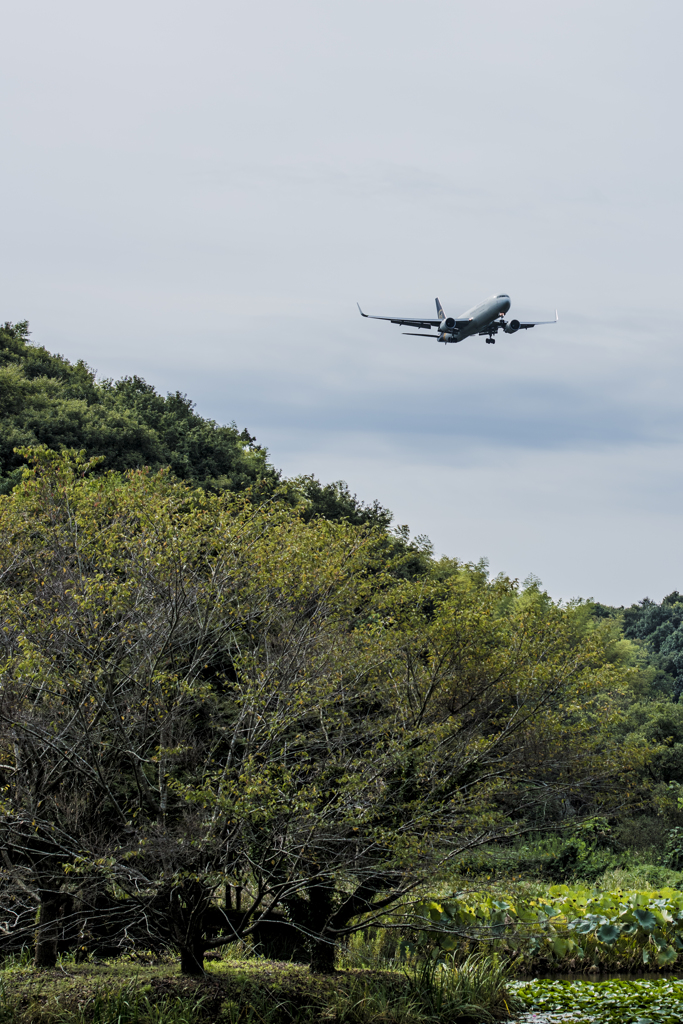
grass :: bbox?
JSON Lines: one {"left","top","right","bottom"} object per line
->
{"left": 406, "top": 953, "right": 521, "bottom": 1023}
{"left": 8, "top": 858, "right": 678, "bottom": 1022}
{"left": 0, "top": 948, "right": 520, "bottom": 1024}
{"left": 594, "top": 864, "right": 683, "bottom": 891}
{"left": 52, "top": 987, "right": 208, "bottom": 1024}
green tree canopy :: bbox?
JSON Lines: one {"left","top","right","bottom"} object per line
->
{"left": 0, "top": 449, "right": 643, "bottom": 972}
{"left": 0, "top": 321, "right": 274, "bottom": 495}
{"left": 0, "top": 321, "right": 396, "bottom": 532}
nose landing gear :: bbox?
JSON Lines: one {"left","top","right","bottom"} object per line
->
{"left": 485, "top": 337, "right": 496, "bottom": 344}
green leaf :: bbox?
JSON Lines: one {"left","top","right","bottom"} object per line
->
{"left": 620, "top": 921, "right": 639, "bottom": 937}
{"left": 633, "top": 909, "right": 657, "bottom": 932}
{"left": 552, "top": 937, "right": 571, "bottom": 957}
{"left": 657, "top": 945, "right": 678, "bottom": 966}
{"left": 597, "top": 924, "right": 620, "bottom": 945}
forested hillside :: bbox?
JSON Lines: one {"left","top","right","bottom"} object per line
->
{"left": 0, "top": 322, "right": 682, "bottom": 986}
{"left": 0, "top": 321, "right": 390, "bottom": 529}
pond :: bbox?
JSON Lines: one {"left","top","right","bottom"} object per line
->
{"left": 518, "top": 972, "right": 683, "bottom": 982}
{"left": 510, "top": 975, "right": 683, "bottom": 1023}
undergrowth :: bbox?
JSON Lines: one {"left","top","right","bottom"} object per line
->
{"left": 0, "top": 952, "right": 520, "bottom": 1024}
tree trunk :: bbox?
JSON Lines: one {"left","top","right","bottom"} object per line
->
{"left": 166, "top": 879, "right": 210, "bottom": 975}
{"left": 35, "top": 889, "right": 61, "bottom": 967}
{"left": 180, "top": 942, "right": 205, "bottom": 975}
{"left": 307, "top": 879, "right": 335, "bottom": 974}
{"left": 309, "top": 937, "right": 336, "bottom": 974}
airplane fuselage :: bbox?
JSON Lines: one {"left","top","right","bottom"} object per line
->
{"left": 443, "top": 293, "right": 511, "bottom": 343}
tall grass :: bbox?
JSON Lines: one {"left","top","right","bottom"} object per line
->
{"left": 594, "top": 865, "right": 683, "bottom": 891}
{"left": 407, "top": 953, "right": 522, "bottom": 1023}
{"left": 0, "top": 942, "right": 520, "bottom": 1024}
{"left": 52, "top": 987, "right": 206, "bottom": 1024}
{"left": 329, "top": 952, "right": 520, "bottom": 1024}
{"left": 338, "top": 931, "right": 417, "bottom": 972}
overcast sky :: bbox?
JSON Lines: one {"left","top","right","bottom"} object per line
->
{"left": 1, "top": 0, "right": 681, "bottom": 605}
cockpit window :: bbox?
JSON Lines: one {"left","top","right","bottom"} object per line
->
{"left": 497, "top": 294, "right": 509, "bottom": 298}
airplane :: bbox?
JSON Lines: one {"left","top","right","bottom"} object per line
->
{"left": 357, "top": 294, "right": 558, "bottom": 345}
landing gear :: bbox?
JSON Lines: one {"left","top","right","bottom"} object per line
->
{"left": 486, "top": 337, "right": 495, "bottom": 344}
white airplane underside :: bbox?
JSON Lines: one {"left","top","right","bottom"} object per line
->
{"left": 357, "top": 294, "right": 558, "bottom": 345}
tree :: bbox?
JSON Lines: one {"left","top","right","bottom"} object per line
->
{"left": 0, "top": 448, "right": 384, "bottom": 969}
{"left": 0, "top": 450, "right": 641, "bottom": 973}
{"left": 0, "top": 323, "right": 398, "bottom": 534}
{"left": 0, "top": 321, "right": 275, "bottom": 495}
{"left": 622, "top": 593, "right": 683, "bottom": 700}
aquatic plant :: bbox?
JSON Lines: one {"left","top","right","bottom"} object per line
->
{"left": 416, "top": 885, "right": 683, "bottom": 968}
{"left": 513, "top": 976, "right": 683, "bottom": 1024}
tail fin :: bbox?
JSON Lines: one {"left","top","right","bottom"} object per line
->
{"left": 435, "top": 297, "right": 445, "bottom": 320}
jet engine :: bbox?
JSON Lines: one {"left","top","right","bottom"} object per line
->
{"left": 439, "top": 317, "right": 456, "bottom": 331}
{"left": 504, "top": 319, "right": 520, "bottom": 334}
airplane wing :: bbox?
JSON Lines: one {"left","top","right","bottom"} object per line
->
{"left": 357, "top": 303, "right": 472, "bottom": 330}
{"left": 357, "top": 303, "right": 440, "bottom": 329}
{"left": 517, "top": 311, "right": 559, "bottom": 330}
{"left": 478, "top": 311, "right": 559, "bottom": 335}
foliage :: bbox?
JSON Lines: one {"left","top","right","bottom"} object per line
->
{"left": 417, "top": 884, "right": 683, "bottom": 969}
{"left": 512, "top": 976, "right": 683, "bottom": 1024}
{"left": 54, "top": 987, "right": 208, "bottom": 1024}
{"left": 452, "top": 827, "right": 625, "bottom": 884}
{"left": 0, "top": 323, "right": 396, "bottom": 532}
{"left": 287, "top": 475, "right": 393, "bottom": 530}
{"left": 664, "top": 828, "right": 683, "bottom": 872}
{"left": 618, "top": 703, "right": 683, "bottom": 786}
{"left": 405, "top": 952, "right": 521, "bottom": 1022}
{"left": 594, "top": 591, "right": 683, "bottom": 701}
{"left": 0, "top": 954, "right": 520, "bottom": 1024}
{"left": 0, "top": 322, "right": 276, "bottom": 497}
{"left": 0, "top": 449, "right": 645, "bottom": 972}
{"left": 0, "top": 447, "right": 392, "bottom": 969}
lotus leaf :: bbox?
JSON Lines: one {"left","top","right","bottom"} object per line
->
{"left": 551, "top": 937, "right": 574, "bottom": 957}
{"left": 537, "top": 902, "right": 562, "bottom": 918}
{"left": 513, "top": 977, "right": 683, "bottom": 1023}
{"left": 657, "top": 945, "right": 677, "bottom": 966}
{"left": 634, "top": 909, "right": 657, "bottom": 932}
{"left": 620, "top": 921, "right": 639, "bottom": 936}
{"left": 596, "top": 924, "right": 620, "bottom": 944}
{"left": 421, "top": 885, "right": 683, "bottom": 965}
